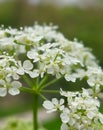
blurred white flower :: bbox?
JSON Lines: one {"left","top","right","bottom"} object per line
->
{"left": 87, "top": 67, "right": 103, "bottom": 87}
{"left": 17, "top": 60, "right": 34, "bottom": 77}
{"left": 0, "top": 80, "right": 22, "bottom": 97}
{"left": 43, "top": 89, "right": 103, "bottom": 130}
{"left": 6, "top": 66, "right": 19, "bottom": 80}
{"left": 8, "top": 81, "right": 22, "bottom": 95}
{"left": 61, "top": 123, "right": 68, "bottom": 130}
{"left": 27, "top": 50, "right": 40, "bottom": 62}
{"left": 43, "top": 98, "right": 64, "bottom": 113}
{"left": 0, "top": 23, "right": 103, "bottom": 99}
{"left": 0, "top": 80, "right": 7, "bottom": 97}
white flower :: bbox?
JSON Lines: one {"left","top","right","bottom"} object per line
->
{"left": 86, "top": 67, "right": 103, "bottom": 87}
{"left": 0, "top": 30, "right": 5, "bottom": 38}
{"left": 43, "top": 98, "right": 64, "bottom": 113}
{"left": 38, "top": 63, "right": 46, "bottom": 78}
{"left": 98, "top": 113, "right": 103, "bottom": 124}
{"left": 23, "top": 60, "right": 33, "bottom": 70}
{"left": 6, "top": 66, "right": 19, "bottom": 80}
{"left": 8, "top": 81, "right": 22, "bottom": 95}
{"left": 65, "top": 73, "right": 77, "bottom": 82}
{"left": 60, "top": 108, "right": 70, "bottom": 123}
{"left": 28, "top": 69, "right": 39, "bottom": 78}
{"left": 1, "top": 24, "right": 103, "bottom": 101}
{"left": 17, "top": 60, "right": 33, "bottom": 76}
{"left": 0, "top": 38, "right": 15, "bottom": 50}
{"left": 61, "top": 123, "right": 68, "bottom": 130}
{"left": 44, "top": 89, "right": 103, "bottom": 130}
{"left": 0, "top": 80, "right": 22, "bottom": 96}
{"left": 46, "top": 61, "right": 60, "bottom": 78}
{"left": 82, "top": 88, "right": 90, "bottom": 98}
{"left": 0, "top": 87, "right": 7, "bottom": 97}
{"left": 43, "top": 100, "right": 54, "bottom": 113}
{"left": 60, "top": 88, "right": 79, "bottom": 98}
{"left": 86, "top": 111, "right": 96, "bottom": 120}
{"left": 63, "top": 54, "right": 80, "bottom": 65}
{"left": 27, "top": 50, "right": 40, "bottom": 62}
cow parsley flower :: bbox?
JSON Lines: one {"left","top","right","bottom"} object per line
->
{"left": 0, "top": 54, "right": 22, "bottom": 96}
{"left": 43, "top": 89, "right": 103, "bottom": 130}
{"left": 0, "top": 23, "right": 103, "bottom": 99}
{"left": 43, "top": 98, "right": 64, "bottom": 113}
{"left": 0, "top": 80, "right": 22, "bottom": 97}
{"left": 17, "top": 60, "right": 33, "bottom": 75}
{"left": 86, "top": 67, "right": 103, "bottom": 87}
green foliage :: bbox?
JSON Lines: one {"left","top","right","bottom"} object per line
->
{"left": 0, "top": 1, "right": 18, "bottom": 26}
{"left": 43, "top": 118, "right": 61, "bottom": 130}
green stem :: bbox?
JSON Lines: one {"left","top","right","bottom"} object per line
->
{"left": 38, "top": 75, "right": 48, "bottom": 89}
{"left": 40, "top": 78, "right": 61, "bottom": 89}
{"left": 41, "top": 90, "right": 59, "bottom": 94}
{"left": 36, "top": 77, "right": 39, "bottom": 87}
{"left": 22, "top": 75, "right": 33, "bottom": 87}
{"left": 33, "top": 94, "right": 38, "bottom": 130}
{"left": 39, "top": 93, "right": 47, "bottom": 100}
{"left": 19, "top": 86, "right": 35, "bottom": 94}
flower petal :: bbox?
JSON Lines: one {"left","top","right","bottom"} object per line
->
{"left": 23, "top": 60, "right": 33, "bottom": 70}
{"left": 0, "top": 87, "right": 7, "bottom": 97}
{"left": 43, "top": 100, "right": 54, "bottom": 110}
{"left": 61, "top": 123, "right": 68, "bottom": 130}
{"left": 8, "top": 88, "right": 20, "bottom": 95}
{"left": 11, "top": 81, "right": 22, "bottom": 88}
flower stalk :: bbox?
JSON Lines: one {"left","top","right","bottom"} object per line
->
{"left": 33, "top": 94, "right": 38, "bottom": 130}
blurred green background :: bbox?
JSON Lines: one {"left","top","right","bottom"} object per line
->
{"left": 0, "top": 0, "right": 103, "bottom": 129}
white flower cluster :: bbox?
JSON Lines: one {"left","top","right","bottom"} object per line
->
{"left": 0, "top": 24, "right": 103, "bottom": 96}
{"left": 0, "top": 54, "right": 22, "bottom": 96}
{"left": 43, "top": 89, "right": 103, "bottom": 130}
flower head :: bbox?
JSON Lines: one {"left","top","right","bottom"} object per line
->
{"left": 0, "top": 24, "right": 103, "bottom": 97}
{"left": 43, "top": 89, "right": 103, "bottom": 130}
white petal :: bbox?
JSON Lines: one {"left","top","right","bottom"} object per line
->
{"left": 60, "top": 88, "right": 68, "bottom": 97}
{"left": 0, "top": 87, "right": 7, "bottom": 97}
{"left": 46, "top": 109, "right": 57, "bottom": 113}
{"left": 60, "top": 105, "right": 64, "bottom": 111}
{"left": 99, "top": 114, "right": 103, "bottom": 124}
{"left": 47, "top": 68, "right": 54, "bottom": 74}
{"left": 87, "top": 79, "right": 94, "bottom": 86}
{"left": 34, "top": 36, "right": 43, "bottom": 42}
{"left": 65, "top": 74, "right": 76, "bottom": 82}
{"left": 27, "top": 50, "right": 38, "bottom": 59}
{"left": 29, "top": 70, "right": 39, "bottom": 78}
{"left": 69, "top": 118, "right": 75, "bottom": 126}
{"left": 43, "top": 100, "right": 54, "bottom": 110}
{"left": 23, "top": 60, "right": 33, "bottom": 70}
{"left": 8, "top": 88, "right": 20, "bottom": 95}
{"left": 17, "top": 68, "right": 25, "bottom": 75}
{"left": 60, "top": 99, "right": 64, "bottom": 105}
{"left": 60, "top": 112, "right": 69, "bottom": 123}
{"left": 11, "top": 81, "right": 22, "bottom": 88}
{"left": 61, "top": 123, "right": 68, "bottom": 130}
{"left": 0, "top": 80, "right": 5, "bottom": 86}
{"left": 52, "top": 98, "right": 58, "bottom": 105}
{"left": 6, "top": 77, "right": 11, "bottom": 82}
{"left": 87, "top": 111, "right": 95, "bottom": 119}
{"left": 13, "top": 74, "right": 19, "bottom": 80}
